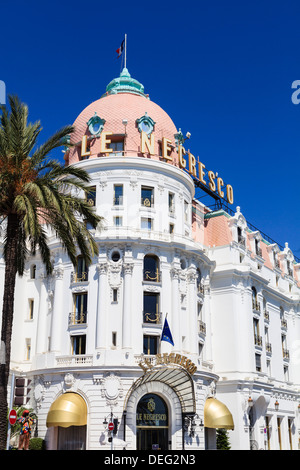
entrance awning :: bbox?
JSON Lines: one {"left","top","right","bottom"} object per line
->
{"left": 204, "top": 397, "right": 234, "bottom": 430}
{"left": 46, "top": 392, "right": 87, "bottom": 428}
{"left": 125, "top": 366, "right": 196, "bottom": 414}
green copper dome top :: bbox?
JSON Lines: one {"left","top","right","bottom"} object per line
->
{"left": 103, "top": 68, "right": 148, "bottom": 98}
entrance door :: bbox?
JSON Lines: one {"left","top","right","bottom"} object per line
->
{"left": 136, "top": 394, "right": 169, "bottom": 450}
{"left": 137, "top": 427, "right": 168, "bottom": 450}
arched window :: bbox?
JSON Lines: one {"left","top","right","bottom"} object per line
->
{"left": 136, "top": 394, "right": 169, "bottom": 450}
{"left": 143, "top": 255, "right": 161, "bottom": 282}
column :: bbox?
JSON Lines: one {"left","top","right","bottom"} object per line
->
{"left": 187, "top": 267, "right": 198, "bottom": 355}
{"left": 50, "top": 263, "right": 64, "bottom": 353}
{"left": 122, "top": 262, "right": 133, "bottom": 349}
{"left": 36, "top": 271, "right": 48, "bottom": 354}
{"left": 96, "top": 262, "right": 108, "bottom": 349}
{"left": 170, "top": 264, "right": 181, "bottom": 351}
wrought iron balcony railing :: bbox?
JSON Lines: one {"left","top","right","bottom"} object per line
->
{"left": 143, "top": 311, "right": 162, "bottom": 325}
{"left": 69, "top": 311, "right": 87, "bottom": 326}
{"left": 71, "top": 271, "right": 88, "bottom": 283}
{"left": 254, "top": 334, "right": 262, "bottom": 347}
{"left": 198, "top": 320, "right": 206, "bottom": 335}
{"left": 143, "top": 269, "right": 162, "bottom": 283}
{"left": 266, "top": 342, "right": 272, "bottom": 354}
{"left": 281, "top": 318, "right": 287, "bottom": 329}
{"left": 282, "top": 348, "right": 290, "bottom": 360}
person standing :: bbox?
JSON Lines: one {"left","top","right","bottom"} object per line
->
{"left": 18, "top": 410, "right": 34, "bottom": 450}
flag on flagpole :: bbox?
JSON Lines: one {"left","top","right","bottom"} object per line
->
{"left": 116, "top": 39, "right": 125, "bottom": 58}
{"left": 161, "top": 316, "right": 174, "bottom": 346}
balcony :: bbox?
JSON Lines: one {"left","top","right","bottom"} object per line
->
{"left": 252, "top": 300, "right": 261, "bottom": 312}
{"left": 254, "top": 334, "right": 262, "bottom": 347}
{"left": 143, "top": 269, "right": 162, "bottom": 283}
{"left": 197, "top": 284, "right": 204, "bottom": 295}
{"left": 69, "top": 311, "right": 87, "bottom": 326}
{"left": 198, "top": 320, "right": 206, "bottom": 336}
{"left": 141, "top": 196, "right": 154, "bottom": 208}
{"left": 264, "top": 309, "right": 269, "bottom": 321}
{"left": 113, "top": 195, "right": 123, "bottom": 206}
{"left": 71, "top": 271, "right": 88, "bottom": 283}
{"left": 281, "top": 318, "right": 287, "bottom": 329}
{"left": 56, "top": 354, "right": 93, "bottom": 367}
{"left": 143, "top": 311, "right": 162, "bottom": 325}
{"left": 266, "top": 342, "right": 272, "bottom": 354}
{"left": 282, "top": 348, "right": 290, "bottom": 360}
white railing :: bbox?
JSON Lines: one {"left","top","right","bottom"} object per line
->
{"left": 56, "top": 355, "right": 93, "bottom": 367}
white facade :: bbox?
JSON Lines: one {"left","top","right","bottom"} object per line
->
{"left": 2, "top": 70, "right": 300, "bottom": 451}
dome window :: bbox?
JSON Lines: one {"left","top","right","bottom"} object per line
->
{"left": 87, "top": 112, "right": 106, "bottom": 136}
{"left": 136, "top": 112, "right": 155, "bottom": 136}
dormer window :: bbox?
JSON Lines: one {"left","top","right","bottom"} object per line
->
{"left": 287, "top": 260, "right": 293, "bottom": 278}
{"left": 87, "top": 112, "right": 105, "bottom": 136}
{"left": 136, "top": 112, "right": 155, "bottom": 136}
{"left": 237, "top": 226, "right": 245, "bottom": 247}
{"left": 109, "top": 135, "right": 124, "bottom": 156}
{"left": 255, "top": 238, "right": 262, "bottom": 257}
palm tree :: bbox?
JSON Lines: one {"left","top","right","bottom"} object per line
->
{"left": 0, "top": 95, "right": 102, "bottom": 449}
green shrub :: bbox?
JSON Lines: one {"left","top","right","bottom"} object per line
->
{"left": 28, "top": 438, "right": 46, "bottom": 450}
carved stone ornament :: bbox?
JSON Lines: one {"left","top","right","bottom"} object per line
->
{"left": 101, "top": 373, "right": 123, "bottom": 406}
{"left": 64, "top": 373, "right": 76, "bottom": 390}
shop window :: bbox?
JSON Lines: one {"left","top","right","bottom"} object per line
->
{"left": 57, "top": 425, "right": 86, "bottom": 450}
{"left": 143, "top": 335, "right": 158, "bottom": 355}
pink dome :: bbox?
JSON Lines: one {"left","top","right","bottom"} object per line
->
{"left": 67, "top": 90, "right": 180, "bottom": 166}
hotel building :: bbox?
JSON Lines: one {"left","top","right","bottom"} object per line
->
{"left": 3, "top": 68, "right": 300, "bottom": 450}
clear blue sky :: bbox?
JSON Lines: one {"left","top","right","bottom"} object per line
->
{"left": 2, "top": 0, "right": 300, "bottom": 257}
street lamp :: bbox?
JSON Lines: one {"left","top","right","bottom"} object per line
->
{"left": 103, "top": 411, "right": 119, "bottom": 450}
{"left": 275, "top": 400, "right": 279, "bottom": 412}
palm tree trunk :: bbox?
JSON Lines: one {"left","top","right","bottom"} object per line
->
{"left": 0, "top": 214, "right": 19, "bottom": 450}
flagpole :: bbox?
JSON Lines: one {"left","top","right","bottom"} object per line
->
{"left": 124, "top": 34, "right": 127, "bottom": 68}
